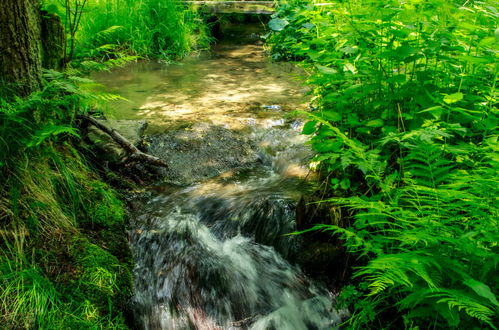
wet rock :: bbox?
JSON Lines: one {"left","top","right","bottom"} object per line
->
{"left": 296, "top": 241, "right": 343, "bottom": 273}
{"left": 146, "top": 123, "right": 259, "bottom": 185}
{"left": 87, "top": 119, "right": 148, "bottom": 163}
{"left": 261, "top": 104, "right": 282, "bottom": 111}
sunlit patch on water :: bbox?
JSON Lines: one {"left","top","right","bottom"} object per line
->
{"left": 92, "top": 23, "right": 308, "bottom": 133}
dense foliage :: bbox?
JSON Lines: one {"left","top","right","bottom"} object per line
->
{"left": 42, "top": 0, "right": 212, "bottom": 64}
{"left": 269, "top": 0, "right": 498, "bottom": 328}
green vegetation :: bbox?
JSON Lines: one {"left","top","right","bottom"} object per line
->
{"left": 2, "top": 0, "right": 497, "bottom": 328}
{"left": 0, "top": 71, "right": 133, "bottom": 328}
{"left": 269, "top": 0, "right": 498, "bottom": 328}
{"left": 43, "top": 0, "right": 212, "bottom": 64}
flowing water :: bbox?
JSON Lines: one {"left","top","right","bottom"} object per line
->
{"left": 94, "top": 22, "right": 345, "bottom": 330}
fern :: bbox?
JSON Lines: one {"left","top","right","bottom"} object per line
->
{"left": 271, "top": 0, "right": 499, "bottom": 327}
{"left": 431, "top": 289, "right": 496, "bottom": 325}
{"left": 27, "top": 125, "right": 79, "bottom": 148}
{"left": 404, "top": 143, "right": 454, "bottom": 188}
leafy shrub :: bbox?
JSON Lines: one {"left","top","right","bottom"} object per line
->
{"left": 270, "top": 0, "right": 498, "bottom": 328}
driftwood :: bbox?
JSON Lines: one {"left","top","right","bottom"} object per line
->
{"left": 78, "top": 115, "right": 168, "bottom": 168}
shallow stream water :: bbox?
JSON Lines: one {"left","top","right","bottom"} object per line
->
{"left": 95, "top": 22, "right": 345, "bottom": 330}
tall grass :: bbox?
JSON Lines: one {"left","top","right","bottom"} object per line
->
{"left": 0, "top": 228, "right": 59, "bottom": 329}
{"left": 44, "top": 0, "right": 211, "bottom": 61}
{"left": 0, "top": 72, "right": 132, "bottom": 328}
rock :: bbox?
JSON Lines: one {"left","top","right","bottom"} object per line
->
{"left": 146, "top": 123, "right": 259, "bottom": 185}
{"left": 87, "top": 119, "right": 148, "bottom": 163}
{"left": 261, "top": 104, "right": 282, "bottom": 111}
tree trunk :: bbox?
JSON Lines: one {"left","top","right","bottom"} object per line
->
{"left": 0, "top": 0, "right": 43, "bottom": 96}
{"left": 41, "top": 12, "right": 65, "bottom": 71}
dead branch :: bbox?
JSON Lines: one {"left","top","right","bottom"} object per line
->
{"left": 78, "top": 115, "right": 168, "bottom": 168}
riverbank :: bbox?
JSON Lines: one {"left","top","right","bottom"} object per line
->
{"left": 0, "top": 142, "right": 134, "bottom": 328}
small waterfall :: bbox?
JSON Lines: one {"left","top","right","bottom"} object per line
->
{"left": 130, "top": 124, "right": 346, "bottom": 329}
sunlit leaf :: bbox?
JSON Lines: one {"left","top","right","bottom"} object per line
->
{"left": 302, "top": 120, "right": 318, "bottom": 134}
{"left": 269, "top": 18, "right": 289, "bottom": 32}
{"left": 366, "top": 119, "right": 384, "bottom": 127}
{"left": 464, "top": 279, "right": 499, "bottom": 307}
{"left": 443, "top": 93, "right": 464, "bottom": 104}
{"left": 316, "top": 64, "right": 337, "bottom": 75}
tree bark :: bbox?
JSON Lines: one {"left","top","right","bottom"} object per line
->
{"left": 0, "top": 0, "right": 43, "bottom": 96}
{"left": 41, "top": 11, "right": 65, "bottom": 70}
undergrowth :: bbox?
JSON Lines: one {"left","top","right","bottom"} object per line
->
{"left": 0, "top": 71, "right": 132, "bottom": 329}
{"left": 42, "top": 0, "right": 212, "bottom": 64}
{"left": 269, "top": 0, "right": 498, "bottom": 328}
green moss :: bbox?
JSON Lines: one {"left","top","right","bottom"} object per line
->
{"left": 67, "top": 236, "right": 132, "bottom": 316}
{"left": 46, "top": 299, "right": 129, "bottom": 329}
{"left": 90, "top": 225, "right": 132, "bottom": 262}
{"left": 84, "top": 180, "right": 125, "bottom": 227}
{"left": 43, "top": 146, "right": 125, "bottom": 228}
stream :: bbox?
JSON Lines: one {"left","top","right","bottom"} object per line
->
{"left": 94, "top": 22, "right": 345, "bottom": 330}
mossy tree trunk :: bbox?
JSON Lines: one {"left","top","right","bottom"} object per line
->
{"left": 41, "top": 12, "right": 65, "bottom": 71}
{"left": 0, "top": 0, "right": 43, "bottom": 96}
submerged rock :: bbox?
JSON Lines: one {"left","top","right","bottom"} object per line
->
{"left": 146, "top": 123, "right": 259, "bottom": 185}
{"left": 86, "top": 119, "right": 148, "bottom": 163}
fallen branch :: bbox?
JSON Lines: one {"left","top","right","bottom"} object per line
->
{"left": 78, "top": 115, "right": 168, "bottom": 168}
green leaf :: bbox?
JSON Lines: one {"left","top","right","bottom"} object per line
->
{"left": 27, "top": 125, "right": 79, "bottom": 148}
{"left": 322, "top": 111, "right": 341, "bottom": 122}
{"left": 435, "top": 303, "right": 461, "bottom": 327}
{"left": 464, "top": 279, "right": 499, "bottom": 307}
{"left": 43, "top": 4, "right": 59, "bottom": 15}
{"left": 395, "top": 44, "right": 418, "bottom": 60}
{"left": 313, "top": 153, "right": 340, "bottom": 162}
{"left": 443, "top": 93, "right": 464, "bottom": 104}
{"left": 387, "top": 74, "right": 406, "bottom": 84}
{"left": 340, "top": 46, "right": 358, "bottom": 54}
{"left": 302, "top": 120, "right": 318, "bottom": 135}
{"left": 419, "top": 106, "right": 444, "bottom": 119}
{"left": 344, "top": 62, "right": 357, "bottom": 74}
{"left": 340, "top": 178, "right": 351, "bottom": 190}
{"left": 269, "top": 18, "right": 289, "bottom": 32}
{"left": 97, "top": 25, "right": 124, "bottom": 36}
{"left": 366, "top": 119, "right": 384, "bottom": 127}
{"left": 316, "top": 64, "right": 337, "bottom": 75}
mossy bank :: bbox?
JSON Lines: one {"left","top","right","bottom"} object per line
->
{"left": 1, "top": 144, "right": 134, "bottom": 328}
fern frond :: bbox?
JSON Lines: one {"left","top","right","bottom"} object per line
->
{"left": 431, "top": 289, "right": 496, "bottom": 323}
{"left": 404, "top": 141, "right": 454, "bottom": 188}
